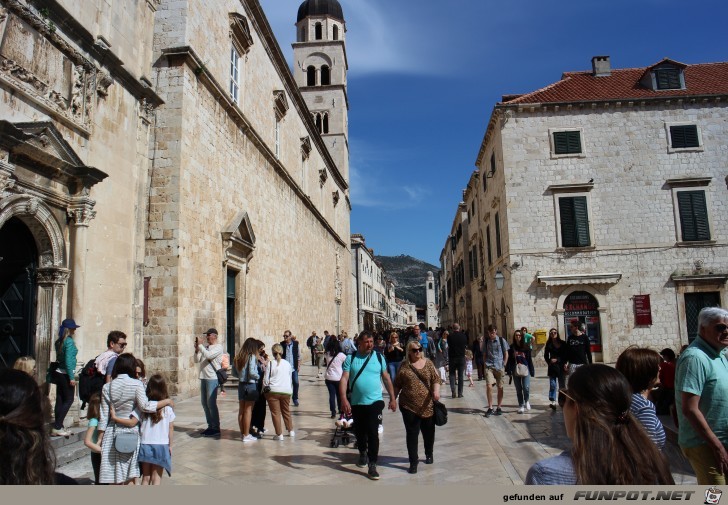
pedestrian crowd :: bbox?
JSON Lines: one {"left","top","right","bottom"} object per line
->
{"left": 3, "top": 306, "right": 726, "bottom": 485}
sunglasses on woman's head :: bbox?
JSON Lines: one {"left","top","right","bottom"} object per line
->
{"left": 558, "top": 389, "right": 576, "bottom": 408}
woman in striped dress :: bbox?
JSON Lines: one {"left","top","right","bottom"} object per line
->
{"left": 615, "top": 346, "right": 666, "bottom": 450}
{"left": 97, "top": 353, "right": 174, "bottom": 484}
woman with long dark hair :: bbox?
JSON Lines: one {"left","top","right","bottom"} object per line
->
{"left": 235, "top": 337, "right": 260, "bottom": 442}
{"left": 324, "top": 338, "right": 346, "bottom": 418}
{"left": 507, "top": 329, "right": 534, "bottom": 414}
{"left": 251, "top": 340, "right": 269, "bottom": 438}
{"left": 543, "top": 328, "right": 566, "bottom": 410}
{"left": 526, "top": 364, "right": 674, "bottom": 485}
{"left": 0, "top": 368, "right": 76, "bottom": 484}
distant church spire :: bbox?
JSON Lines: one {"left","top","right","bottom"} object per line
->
{"left": 293, "top": 0, "right": 350, "bottom": 185}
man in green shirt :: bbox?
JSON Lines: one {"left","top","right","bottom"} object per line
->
{"left": 675, "top": 307, "right": 728, "bottom": 484}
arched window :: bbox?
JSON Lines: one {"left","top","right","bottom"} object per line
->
{"left": 306, "top": 66, "right": 316, "bottom": 86}
{"left": 315, "top": 22, "right": 322, "bottom": 40}
{"left": 321, "top": 65, "right": 330, "bottom": 85}
{"left": 299, "top": 26, "right": 306, "bottom": 42}
{"left": 323, "top": 113, "right": 329, "bottom": 134}
{"left": 333, "top": 25, "right": 339, "bottom": 40}
{"left": 315, "top": 113, "right": 322, "bottom": 133}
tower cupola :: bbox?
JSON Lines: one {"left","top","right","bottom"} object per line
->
{"left": 297, "top": 0, "right": 345, "bottom": 23}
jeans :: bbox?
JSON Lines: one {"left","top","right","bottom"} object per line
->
{"left": 200, "top": 378, "right": 220, "bottom": 430}
{"left": 291, "top": 369, "right": 299, "bottom": 402}
{"left": 387, "top": 361, "right": 402, "bottom": 381}
{"left": 53, "top": 372, "right": 75, "bottom": 430}
{"left": 548, "top": 373, "right": 565, "bottom": 402}
{"left": 325, "top": 379, "right": 341, "bottom": 415}
{"left": 351, "top": 400, "right": 384, "bottom": 464}
{"left": 401, "top": 407, "right": 435, "bottom": 464}
{"left": 513, "top": 374, "right": 530, "bottom": 406}
{"left": 449, "top": 358, "right": 465, "bottom": 395}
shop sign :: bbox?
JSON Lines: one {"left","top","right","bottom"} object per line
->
{"left": 634, "top": 294, "right": 652, "bottom": 326}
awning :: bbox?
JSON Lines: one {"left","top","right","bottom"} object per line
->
{"left": 537, "top": 273, "right": 622, "bottom": 287}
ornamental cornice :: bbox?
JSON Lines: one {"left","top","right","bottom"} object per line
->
{"left": 67, "top": 198, "right": 96, "bottom": 226}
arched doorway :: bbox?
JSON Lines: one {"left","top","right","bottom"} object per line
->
{"left": 563, "top": 291, "right": 602, "bottom": 353}
{"left": 0, "top": 218, "right": 38, "bottom": 368}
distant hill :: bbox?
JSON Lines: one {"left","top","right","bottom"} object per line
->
{"left": 375, "top": 255, "right": 440, "bottom": 307}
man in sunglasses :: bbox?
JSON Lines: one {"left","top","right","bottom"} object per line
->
{"left": 94, "top": 330, "right": 128, "bottom": 383}
{"left": 675, "top": 307, "right": 728, "bottom": 484}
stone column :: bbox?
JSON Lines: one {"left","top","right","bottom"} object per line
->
{"left": 35, "top": 267, "right": 70, "bottom": 384}
{"left": 67, "top": 200, "right": 96, "bottom": 354}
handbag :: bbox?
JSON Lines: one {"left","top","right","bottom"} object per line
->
{"left": 109, "top": 386, "right": 139, "bottom": 454}
{"left": 515, "top": 363, "right": 529, "bottom": 377}
{"left": 46, "top": 361, "right": 60, "bottom": 384}
{"left": 262, "top": 361, "right": 272, "bottom": 394}
{"left": 410, "top": 363, "right": 448, "bottom": 426}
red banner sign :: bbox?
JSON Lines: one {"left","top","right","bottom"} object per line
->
{"left": 634, "top": 295, "right": 652, "bottom": 326}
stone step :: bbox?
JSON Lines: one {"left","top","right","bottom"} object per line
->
{"left": 50, "top": 426, "right": 89, "bottom": 467}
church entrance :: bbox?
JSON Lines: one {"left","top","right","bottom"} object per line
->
{"left": 0, "top": 218, "right": 38, "bottom": 368}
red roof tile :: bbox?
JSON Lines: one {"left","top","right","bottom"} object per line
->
{"left": 502, "top": 60, "right": 728, "bottom": 105}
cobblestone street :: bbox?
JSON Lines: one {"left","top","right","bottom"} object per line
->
{"left": 57, "top": 366, "right": 696, "bottom": 485}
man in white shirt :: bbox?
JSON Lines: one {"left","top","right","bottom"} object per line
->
{"left": 194, "top": 328, "right": 223, "bottom": 437}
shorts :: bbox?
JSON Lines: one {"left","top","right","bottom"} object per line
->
{"left": 485, "top": 367, "right": 505, "bottom": 388}
{"left": 238, "top": 382, "right": 259, "bottom": 402}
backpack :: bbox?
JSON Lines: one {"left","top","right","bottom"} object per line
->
{"left": 78, "top": 357, "right": 105, "bottom": 409}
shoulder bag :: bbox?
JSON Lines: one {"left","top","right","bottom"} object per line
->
{"left": 208, "top": 350, "right": 228, "bottom": 386}
{"left": 346, "top": 352, "right": 373, "bottom": 401}
{"left": 410, "top": 362, "right": 448, "bottom": 426}
{"left": 109, "top": 384, "right": 139, "bottom": 454}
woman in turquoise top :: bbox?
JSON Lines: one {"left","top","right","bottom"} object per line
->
{"left": 51, "top": 318, "right": 79, "bottom": 437}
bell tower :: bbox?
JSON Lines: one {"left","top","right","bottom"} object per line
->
{"left": 293, "top": 0, "right": 349, "bottom": 184}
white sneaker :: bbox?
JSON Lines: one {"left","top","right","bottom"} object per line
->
{"left": 288, "top": 430, "right": 295, "bottom": 437}
{"left": 275, "top": 434, "right": 284, "bottom": 441}
{"left": 377, "top": 424, "right": 384, "bottom": 434}
{"left": 242, "top": 434, "right": 258, "bottom": 442}
{"left": 50, "top": 428, "right": 69, "bottom": 437}
{"left": 525, "top": 401, "right": 531, "bottom": 411}
{"left": 517, "top": 406, "right": 525, "bottom": 414}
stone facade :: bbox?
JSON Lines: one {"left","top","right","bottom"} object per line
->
{"left": 0, "top": 0, "right": 353, "bottom": 399}
{"left": 441, "top": 57, "right": 728, "bottom": 362}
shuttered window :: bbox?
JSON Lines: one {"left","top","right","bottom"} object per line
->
{"left": 486, "top": 225, "right": 492, "bottom": 266}
{"left": 670, "top": 125, "right": 700, "bottom": 149}
{"left": 553, "top": 131, "right": 582, "bottom": 155}
{"left": 678, "top": 191, "right": 710, "bottom": 242}
{"left": 655, "top": 68, "right": 681, "bottom": 90}
{"left": 495, "top": 212, "right": 502, "bottom": 258}
{"left": 559, "top": 196, "right": 591, "bottom": 247}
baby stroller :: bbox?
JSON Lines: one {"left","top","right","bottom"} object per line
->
{"left": 330, "top": 413, "right": 356, "bottom": 448}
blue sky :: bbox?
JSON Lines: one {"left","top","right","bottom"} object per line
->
{"left": 259, "top": 0, "right": 728, "bottom": 266}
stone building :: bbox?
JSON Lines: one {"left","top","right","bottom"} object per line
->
{"left": 0, "top": 0, "right": 353, "bottom": 398}
{"left": 441, "top": 56, "right": 728, "bottom": 361}
{"left": 351, "top": 233, "right": 387, "bottom": 332}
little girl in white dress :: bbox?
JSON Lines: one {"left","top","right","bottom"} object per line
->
{"left": 465, "top": 349, "right": 474, "bottom": 387}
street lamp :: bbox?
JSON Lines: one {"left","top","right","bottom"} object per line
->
{"left": 494, "top": 269, "right": 505, "bottom": 290}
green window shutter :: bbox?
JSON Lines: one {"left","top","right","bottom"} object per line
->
{"left": 573, "top": 196, "right": 591, "bottom": 246}
{"left": 670, "top": 125, "right": 699, "bottom": 149}
{"left": 486, "top": 226, "right": 492, "bottom": 265}
{"left": 560, "top": 196, "right": 590, "bottom": 247}
{"left": 553, "top": 131, "right": 582, "bottom": 154}
{"left": 678, "top": 191, "right": 710, "bottom": 241}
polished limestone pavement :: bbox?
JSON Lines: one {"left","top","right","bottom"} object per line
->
{"left": 58, "top": 365, "right": 696, "bottom": 485}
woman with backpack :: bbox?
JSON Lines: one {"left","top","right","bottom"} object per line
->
{"left": 50, "top": 318, "right": 80, "bottom": 437}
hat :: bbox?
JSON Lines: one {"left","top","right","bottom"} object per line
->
{"left": 205, "top": 328, "right": 218, "bottom": 335}
{"left": 61, "top": 318, "right": 81, "bottom": 329}
{"left": 58, "top": 318, "right": 80, "bottom": 338}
